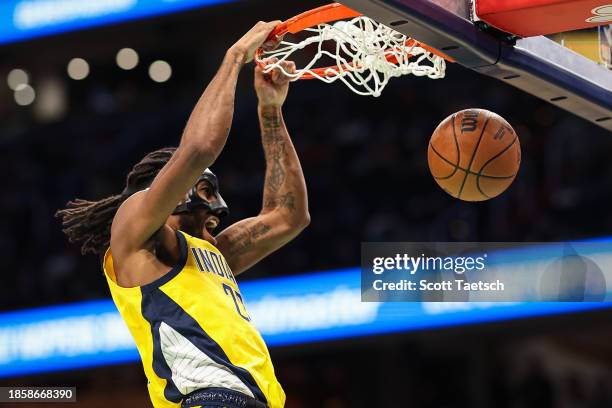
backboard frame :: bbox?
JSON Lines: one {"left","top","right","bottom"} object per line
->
{"left": 340, "top": 0, "right": 612, "bottom": 130}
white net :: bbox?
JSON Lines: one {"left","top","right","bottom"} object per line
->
{"left": 258, "top": 16, "right": 447, "bottom": 97}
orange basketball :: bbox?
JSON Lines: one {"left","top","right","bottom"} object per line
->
{"left": 428, "top": 109, "right": 521, "bottom": 201}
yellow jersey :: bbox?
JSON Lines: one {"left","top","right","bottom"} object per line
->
{"left": 103, "top": 230, "right": 285, "bottom": 408}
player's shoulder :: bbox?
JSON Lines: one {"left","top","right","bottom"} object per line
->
{"left": 109, "top": 223, "right": 183, "bottom": 287}
{"left": 110, "top": 189, "right": 150, "bottom": 252}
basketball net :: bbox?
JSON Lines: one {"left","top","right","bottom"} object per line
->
{"left": 257, "top": 13, "right": 447, "bottom": 97}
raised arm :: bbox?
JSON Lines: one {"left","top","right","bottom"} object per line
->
{"left": 111, "top": 22, "right": 279, "bottom": 257}
{"left": 216, "top": 61, "right": 310, "bottom": 275}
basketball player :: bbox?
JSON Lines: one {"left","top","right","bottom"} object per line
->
{"left": 56, "top": 21, "right": 309, "bottom": 408}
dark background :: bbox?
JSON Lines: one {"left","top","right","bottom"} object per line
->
{"left": 1, "top": 0, "right": 612, "bottom": 406}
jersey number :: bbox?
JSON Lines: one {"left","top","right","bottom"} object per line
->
{"left": 223, "top": 283, "right": 251, "bottom": 321}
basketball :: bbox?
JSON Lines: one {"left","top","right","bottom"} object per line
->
{"left": 428, "top": 109, "right": 521, "bottom": 201}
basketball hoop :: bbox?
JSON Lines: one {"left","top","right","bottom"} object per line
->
{"left": 255, "top": 3, "right": 453, "bottom": 97}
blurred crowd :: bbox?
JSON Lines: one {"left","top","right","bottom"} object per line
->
{"left": 2, "top": 46, "right": 612, "bottom": 310}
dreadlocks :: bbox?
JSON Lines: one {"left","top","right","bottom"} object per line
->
{"left": 55, "top": 147, "right": 177, "bottom": 255}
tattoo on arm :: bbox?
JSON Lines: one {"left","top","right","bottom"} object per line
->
{"left": 220, "top": 108, "right": 306, "bottom": 272}
{"left": 258, "top": 105, "right": 307, "bottom": 227}
{"left": 261, "top": 107, "right": 287, "bottom": 195}
{"left": 261, "top": 109, "right": 282, "bottom": 129}
{"left": 268, "top": 148, "right": 286, "bottom": 193}
{"left": 263, "top": 192, "right": 296, "bottom": 212}
{"left": 225, "top": 222, "right": 272, "bottom": 258}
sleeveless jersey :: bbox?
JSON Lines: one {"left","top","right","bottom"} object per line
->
{"left": 103, "top": 230, "right": 285, "bottom": 408}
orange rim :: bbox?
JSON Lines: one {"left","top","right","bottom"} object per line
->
{"left": 256, "top": 2, "right": 454, "bottom": 79}
{"left": 272, "top": 3, "right": 361, "bottom": 38}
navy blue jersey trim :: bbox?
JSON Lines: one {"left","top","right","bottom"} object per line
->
{"left": 140, "top": 288, "right": 267, "bottom": 404}
{"left": 141, "top": 229, "right": 188, "bottom": 293}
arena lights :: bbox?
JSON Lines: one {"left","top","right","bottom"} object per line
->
{"left": 116, "top": 48, "right": 139, "bottom": 70}
{"left": 14, "top": 83, "right": 35, "bottom": 106}
{"left": 7, "top": 68, "right": 29, "bottom": 90}
{"left": 149, "top": 60, "right": 172, "bottom": 83}
{"left": 34, "top": 78, "right": 66, "bottom": 121}
{"left": 7, "top": 68, "right": 34, "bottom": 107}
{"left": 66, "top": 58, "right": 89, "bottom": 80}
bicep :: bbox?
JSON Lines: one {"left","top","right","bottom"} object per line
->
{"left": 215, "top": 212, "right": 299, "bottom": 275}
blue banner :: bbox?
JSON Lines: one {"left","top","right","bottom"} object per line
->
{"left": 1, "top": 264, "right": 612, "bottom": 378}
{"left": 0, "top": 0, "right": 236, "bottom": 45}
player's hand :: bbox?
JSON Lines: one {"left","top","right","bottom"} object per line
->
{"left": 229, "top": 21, "right": 281, "bottom": 64}
{"left": 254, "top": 59, "right": 295, "bottom": 107}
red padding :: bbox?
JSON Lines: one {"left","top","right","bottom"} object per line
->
{"left": 475, "top": 0, "right": 611, "bottom": 37}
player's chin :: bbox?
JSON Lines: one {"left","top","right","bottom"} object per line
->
{"left": 200, "top": 226, "right": 218, "bottom": 246}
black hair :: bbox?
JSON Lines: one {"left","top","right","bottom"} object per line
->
{"left": 55, "top": 147, "right": 177, "bottom": 255}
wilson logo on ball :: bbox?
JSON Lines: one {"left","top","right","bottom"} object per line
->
{"left": 461, "top": 111, "right": 479, "bottom": 133}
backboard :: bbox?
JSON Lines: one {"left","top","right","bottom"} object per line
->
{"left": 340, "top": 0, "right": 612, "bottom": 131}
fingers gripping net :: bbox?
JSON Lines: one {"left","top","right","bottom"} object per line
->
{"left": 260, "top": 16, "right": 446, "bottom": 97}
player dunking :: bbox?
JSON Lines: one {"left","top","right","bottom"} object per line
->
{"left": 56, "top": 22, "right": 308, "bottom": 408}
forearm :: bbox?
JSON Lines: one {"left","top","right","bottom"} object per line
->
{"left": 258, "top": 105, "right": 309, "bottom": 225}
{"left": 180, "top": 49, "right": 245, "bottom": 166}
